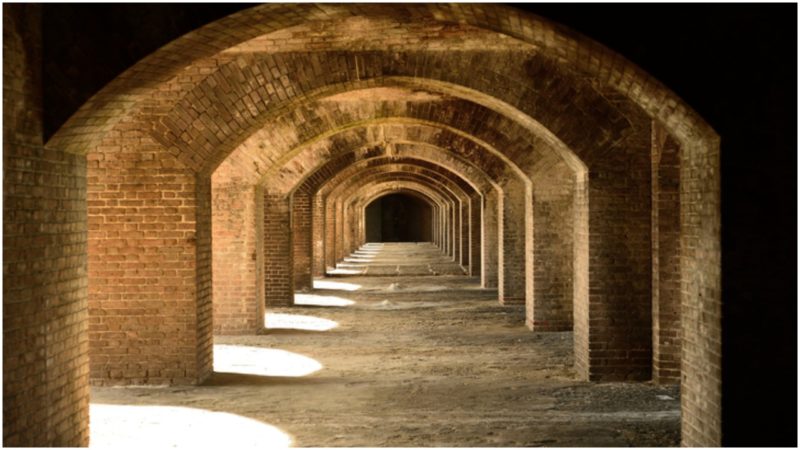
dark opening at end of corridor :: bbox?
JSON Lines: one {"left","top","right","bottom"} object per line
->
{"left": 365, "top": 193, "right": 432, "bottom": 243}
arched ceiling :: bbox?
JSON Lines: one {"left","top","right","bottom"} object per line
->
{"left": 48, "top": 4, "right": 716, "bottom": 171}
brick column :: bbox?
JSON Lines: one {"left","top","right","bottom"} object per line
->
{"left": 469, "top": 193, "right": 482, "bottom": 277}
{"left": 498, "top": 178, "right": 527, "bottom": 305}
{"left": 452, "top": 201, "right": 460, "bottom": 262}
{"left": 3, "top": 6, "right": 89, "bottom": 444}
{"left": 460, "top": 200, "right": 470, "bottom": 268}
{"left": 291, "top": 191, "right": 313, "bottom": 291}
{"left": 575, "top": 119, "right": 653, "bottom": 382}
{"left": 312, "top": 194, "right": 326, "bottom": 277}
{"left": 482, "top": 189, "right": 499, "bottom": 288}
{"left": 335, "top": 200, "right": 345, "bottom": 262}
{"left": 652, "top": 123, "right": 681, "bottom": 384}
{"left": 527, "top": 162, "right": 575, "bottom": 332}
{"left": 85, "top": 121, "right": 213, "bottom": 385}
{"left": 680, "top": 137, "right": 721, "bottom": 447}
{"left": 324, "top": 197, "right": 336, "bottom": 270}
{"left": 264, "top": 192, "right": 293, "bottom": 306}
{"left": 211, "top": 171, "right": 263, "bottom": 335}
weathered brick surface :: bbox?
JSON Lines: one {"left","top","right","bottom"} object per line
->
{"left": 481, "top": 189, "right": 500, "bottom": 288}
{"left": 3, "top": 5, "right": 89, "bottom": 445}
{"left": 580, "top": 109, "right": 654, "bottom": 382}
{"left": 264, "top": 193, "right": 294, "bottom": 306}
{"left": 211, "top": 163, "right": 264, "bottom": 335}
{"left": 680, "top": 135, "right": 721, "bottom": 447}
{"left": 460, "top": 201, "right": 470, "bottom": 267}
{"left": 87, "top": 122, "right": 210, "bottom": 385}
{"left": 324, "top": 168, "right": 465, "bottom": 268}
{"left": 498, "top": 178, "right": 529, "bottom": 306}
{"left": 311, "top": 195, "right": 326, "bottom": 276}
{"left": 651, "top": 122, "right": 681, "bottom": 384}
{"left": 291, "top": 191, "right": 313, "bottom": 290}
{"left": 469, "top": 193, "right": 483, "bottom": 277}
{"left": 298, "top": 155, "right": 483, "bottom": 278}
{"left": 527, "top": 161, "right": 575, "bottom": 331}
{"left": 6, "top": 4, "right": 722, "bottom": 446}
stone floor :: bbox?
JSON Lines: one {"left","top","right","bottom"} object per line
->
{"left": 90, "top": 243, "right": 680, "bottom": 448}
{"left": 327, "top": 242, "right": 467, "bottom": 276}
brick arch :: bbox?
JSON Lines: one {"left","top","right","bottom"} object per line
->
{"left": 349, "top": 180, "right": 459, "bottom": 255}
{"left": 48, "top": 3, "right": 714, "bottom": 158}
{"left": 290, "top": 157, "right": 481, "bottom": 289}
{"left": 19, "top": 4, "right": 719, "bottom": 446}
{"left": 334, "top": 172, "right": 466, "bottom": 268}
{"left": 225, "top": 91, "right": 567, "bottom": 189}
{"left": 294, "top": 144, "right": 495, "bottom": 197}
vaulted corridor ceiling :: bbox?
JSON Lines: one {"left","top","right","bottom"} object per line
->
{"left": 4, "top": 3, "right": 795, "bottom": 448}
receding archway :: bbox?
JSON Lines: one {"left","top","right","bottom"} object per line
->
{"left": 365, "top": 193, "right": 433, "bottom": 243}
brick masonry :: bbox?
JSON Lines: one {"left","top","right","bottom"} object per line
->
{"left": 651, "top": 122, "right": 681, "bottom": 384}
{"left": 3, "top": 5, "right": 89, "bottom": 445}
{"left": 5, "top": 4, "right": 722, "bottom": 446}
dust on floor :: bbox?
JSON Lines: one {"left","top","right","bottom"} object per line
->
{"left": 91, "top": 274, "right": 680, "bottom": 447}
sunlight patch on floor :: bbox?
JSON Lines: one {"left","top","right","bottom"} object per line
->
{"left": 312, "top": 280, "right": 362, "bottom": 292}
{"left": 327, "top": 268, "right": 364, "bottom": 275}
{"left": 214, "top": 344, "right": 323, "bottom": 377}
{"left": 265, "top": 313, "right": 338, "bottom": 331}
{"left": 90, "top": 404, "right": 292, "bottom": 448}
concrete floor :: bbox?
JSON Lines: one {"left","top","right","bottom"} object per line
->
{"left": 90, "top": 243, "right": 680, "bottom": 447}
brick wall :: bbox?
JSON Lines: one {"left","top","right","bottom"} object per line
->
{"left": 498, "top": 178, "right": 528, "bottom": 306}
{"left": 3, "top": 5, "right": 89, "bottom": 445}
{"left": 264, "top": 192, "right": 294, "bottom": 306}
{"left": 680, "top": 135, "right": 721, "bottom": 446}
{"left": 580, "top": 112, "right": 653, "bottom": 382}
{"left": 651, "top": 123, "right": 681, "bottom": 384}
{"left": 87, "top": 122, "right": 210, "bottom": 385}
{"left": 469, "top": 193, "right": 482, "bottom": 277}
{"left": 528, "top": 161, "right": 575, "bottom": 332}
{"left": 312, "top": 194, "right": 326, "bottom": 276}
{"left": 18, "top": 4, "right": 722, "bottom": 445}
{"left": 482, "top": 189, "right": 500, "bottom": 288}
{"left": 211, "top": 164, "right": 264, "bottom": 335}
{"left": 292, "top": 191, "right": 313, "bottom": 290}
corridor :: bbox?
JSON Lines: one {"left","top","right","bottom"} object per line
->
{"left": 91, "top": 244, "right": 679, "bottom": 447}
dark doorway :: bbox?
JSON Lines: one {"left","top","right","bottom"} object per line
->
{"left": 365, "top": 193, "right": 432, "bottom": 242}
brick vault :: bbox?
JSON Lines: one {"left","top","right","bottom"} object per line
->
{"left": 8, "top": 3, "right": 769, "bottom": 447}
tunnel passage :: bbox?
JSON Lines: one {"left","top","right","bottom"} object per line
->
{"left": 4, "top": 4, "right": 727, "bottom": 448}
{"left": 365, "top": 193, "right": 432, "bottom": 243}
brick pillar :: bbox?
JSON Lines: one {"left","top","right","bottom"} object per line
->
{"left": 211, "top": 170, "right": 263, "bottom": 335}
{"left": 498, "top": 178, "right": 527, "bottom": 305}
{"left": 576, "top": 119, "right": 653, "bottom": 382}
{"left": 441, "top": 204, "right": 448, "bottom": 254}
{"left": 325, "top": 197, "right": 336, "bottom": 270}
{"left": 264, "top": 192, "right": 293, "bottom": 306}
{"left": 482, "top": 189, "right": 499, "bottom": 288}
{"left": 680, "top": 137, "right": 721, "bottom": 447}
{"left": 469, "top": 193, "right": 482, "bottom": 277}
{"left": 528, "top": 163, "right": 575, "bottom": 332}
{"left": 291, "top": 191, "right": 313, "bottom": 291}
{"left": 447, "top": 203, "right": 454, "bottom": 257}
{"left": 343, "top": 202, "right": 354, "bottom": 256}
{"left": 312, "top": 194, "right": 325, "bottom": 277}
{"left": 572, "top": 172, "right": 590, "bottom": 380}
{"left": 460, "top": 199, "right": 470, "bottom": 268}
{"left": 335, "top": 200, "right": 345, "bottom": 262}
{"left": 3, "top": 6, "right": 89, "bottom": 444}
{"left": 433, "top": 204, "right": 440, "bottom": 247}
{"left": 652, "top": 123, "right": 681, "bottom": 384}
{"left": 87, "top": 124, "right": 213, "bottom": 385}
{"left": 452, "top": 201, "right": 460, "bottom": 262}
{"left": 436, "top": 204, "right": 443, "bottom": 249}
